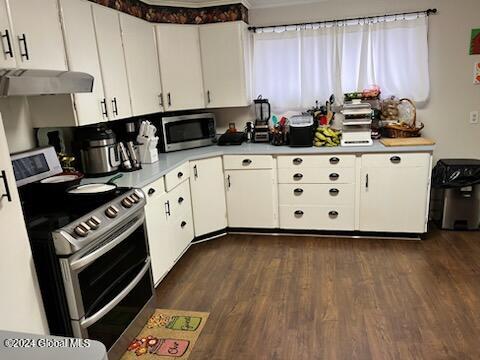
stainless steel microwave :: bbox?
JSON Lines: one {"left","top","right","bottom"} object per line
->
{"left": 159, "top": 113, "right": 216, "bottom": 152}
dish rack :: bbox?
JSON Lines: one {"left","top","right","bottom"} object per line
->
{"left": 340, "top": 101, "right": 373, "bottom": 146}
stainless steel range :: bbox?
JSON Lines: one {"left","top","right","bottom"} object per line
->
{"left": 13, "top": 147, "right": 156, "bottom": 360}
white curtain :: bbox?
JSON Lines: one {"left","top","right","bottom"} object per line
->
{"left": 253, "top": 15, "right": 430, "bottom": 112}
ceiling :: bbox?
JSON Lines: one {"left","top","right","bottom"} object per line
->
{"left": 143, "top": 0, "right": 329, "bottom": 9}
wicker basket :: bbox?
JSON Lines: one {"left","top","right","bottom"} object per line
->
{"left": 382, "top": 98, "right": 424, "bottom": 138}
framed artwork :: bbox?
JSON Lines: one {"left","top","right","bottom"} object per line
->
{"left": 470, "top": 29, "right": 480, "bottom": 55}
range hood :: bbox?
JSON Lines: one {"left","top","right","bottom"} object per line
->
{"left": 0, "top": 69, "right": 94, "bottom": 96}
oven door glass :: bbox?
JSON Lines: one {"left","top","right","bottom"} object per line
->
{"left": 165, "top": 118, "right": 212, "bottom": 144}
{"left": 86, "top": 269, "right": 152, "bottom": 350}
{"left": 78, "top": 219, "right": 148, "bottom": 317}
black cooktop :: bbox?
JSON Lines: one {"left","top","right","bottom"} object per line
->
{"left": 19, "top": 185, "right": 132, "bottom": 236}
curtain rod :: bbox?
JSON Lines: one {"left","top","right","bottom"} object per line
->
{"left": 248, "top": 8, "right": 437, "bottom": 32}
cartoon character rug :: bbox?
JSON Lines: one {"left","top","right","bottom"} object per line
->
{"left": 120, "top": 309, "right": 209, "bottom": 359}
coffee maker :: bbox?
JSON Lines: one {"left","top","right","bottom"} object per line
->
{"left": 253, "top": 96, "right": 271, "bottom": 142}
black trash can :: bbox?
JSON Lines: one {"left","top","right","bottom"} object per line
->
{"left": 431, "top": 159, "right": 480, "bottom": 230}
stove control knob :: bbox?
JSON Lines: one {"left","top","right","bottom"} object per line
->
{"left": 74, "top": 222, "right": 90, "bottom": 237}
{"left": 86, "top": 216, "right": 101, "bottom": 230}
{"left": 121, "top": 197, "right": 134, "bottom": 208}
{"left": 130, "top": 193, "right": 140, "bottom": 203}
{"left": 105, "top": 206, "right": 119, "bottom": 218}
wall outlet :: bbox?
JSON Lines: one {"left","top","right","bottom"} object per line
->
{"left": 470, "top": 111, "right": 479, "bottom": 124}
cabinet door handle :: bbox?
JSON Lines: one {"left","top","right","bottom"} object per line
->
{"left": 158, "top": 93, "right": 164, "bottom": 108}
{"left": 329, "top": 173, "right": 339, "bottom": 181}
{"left": 181, "top": 221, "right": 187, "bottom": 228}
{"left": 2, "top": 29, "right": 13, "bottom": 58}
{"left": 366, "top": 174, "right": 369, "bottom": 189}
{"left": 242, "top": 159, "right": 252, "bottom": 166}
{"left": 390, "top": 156, "right": 401, "bottom": 164}
{"left": 227, "top": 175, "right": 231, "bottom": 188}
{"left": 329, "top": 211, "right": 339, "bottom": 218}
{"left": 293, "top": 188, "right": 303, "bottom": 195}
{"left": 112, "top": 97, "right": 118, "bottom": 116}
{"left": 177, "top": 171, "right": 183, "bottom": 179}
{"left": 294, "top": 210, "right": 304, "bottom": 217}
{"left": 293, "top": 158, "right": 303, "bottom": 165}
{"left": 0, "top": 170, "right": 12, "bottom": 202}
{"left": 178, "top": 197, "right": 184, "bottom": 204}
{"left": 207, "top": 90, "right": 211, "bottom": 104}
{"left": 165, "top": 200, "right": 171, "bottom": 216}
{"left": 293, "top": 173, "right": 303, "bottom": 181}
{"left": 167, "top": 93, "right": 171, "bottom": 107}
{"left": 147, "top": 188, "right": 155, "bottom": 196}
{"left": 18, "top": 34, "right": 29, "bottom": 60}
{"left": 330, "top": 157, "right": 340, "bottom": 165}
{"left": 193, "top": 165, "right": 198, "bottom": 178}
{"left": 101, "top": 98, "right": 108, "bottom": 118}
{"left": 329, "top": 188, "right": 339, "bottom": 196}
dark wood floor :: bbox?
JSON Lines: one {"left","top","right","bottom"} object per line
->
{"left": 155, "top": 229, "right": 480, "bottom": 359}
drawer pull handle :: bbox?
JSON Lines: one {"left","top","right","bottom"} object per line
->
{"left": 329, "top": 211, "right": 339, "bottom": 218}
{"left": 181, "top": 221, "right": 187, "bottom": 228}
{"left": 330, "top": 157, "right": 340, "bottom": 165}
{"left": 293, "top": 173, "right": 303, "bottom": 181}
{"left": 294, "top": 210, "right": 304, "bottom": 217}
{"left": 242, "top": 159, "right": 252, "bottom": 165}
{"left": 329, "top": 188, "right": 339, "bottom": 196}
{"left": 178, "top": 197, "right": 184, "bottom": 204}
{"left": 147, "top": 188, "right": 155, "bottom": 196}
{"left": 165, "top": 201, "right": 171, "bottom": 216}
{"left": 177, "top": 172, "right": 183, "bottom": 178}
{"left": 390, "top": 156, "right": 401, "bottom": 164}
{"left": 293, "top": 158, "right": 303, "bottom": 165}
{"left": 294, "top": 188, "right": 304, "bottom": 195}
{"left": 329, "top": 173, "right": 339, "bottom": 181}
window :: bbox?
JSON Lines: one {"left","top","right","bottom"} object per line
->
{"left": 253, "top": 14, "right": 430, "bottom": 111}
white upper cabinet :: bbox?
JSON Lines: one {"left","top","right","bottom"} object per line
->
{"left": 92, "top": 4, "right": 132, "bottom": 120}
{"left": 8, "top": 0, "right": 67, "bottom": 70}
{"left": 120, "top": 13, "right": 162, "bottom": 116}
{"left": 0, "top": 0, "right": 15, "bottom": 69}
{"left": 57, "top": 0, "right": 106, "bottom": 125}
{"left": 189, "top": 157, "right": 227, "bottom": 237}
{"left": 200, "top": 21, "right": 251, "bottom": 108}
{"left": 155, "top": 24, "right": 204, "bottom": 111}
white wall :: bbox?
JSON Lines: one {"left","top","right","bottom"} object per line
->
{"left": 0, "top": 97, "right": 36, "bottom": 153}
{"left": 216, "top": 0, "right": 480, "bottom": 161}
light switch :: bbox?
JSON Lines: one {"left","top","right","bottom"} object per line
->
{"left": 470, "top": 111, "right": 479, "bottom": 124}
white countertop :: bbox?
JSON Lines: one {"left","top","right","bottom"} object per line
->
{"left": 83, "top": 141, "right": 434, "bottom": 189}
{"left": 0, "top": 330, "right": 107, "bottom": 360}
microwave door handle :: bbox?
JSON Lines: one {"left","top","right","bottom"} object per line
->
{"left": 69, "top": 214, "right": 145, "bottom": 271}
{"left": 109, "top": 145, "right": 121, "bottom": 168}
{"left": 80, "top": 258, "right": 151, "bottom": 329}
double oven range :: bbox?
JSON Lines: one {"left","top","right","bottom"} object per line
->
{"left": 13, "top": 147, "right": 155, "bottom": 360}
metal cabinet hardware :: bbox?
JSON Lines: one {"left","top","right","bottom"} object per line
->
{"left": 112, "top": 97, "right": 118, "bottom": 116}
{"left": 159, "top": 93, "right": 164, "bottom": 107}
{"left": 177, "top": 172, "right": 183, "bottom": 178}
{"left": 165, "top": 201, "right": 171, "bottom": 216}
{"left": 330, "top": 157, "right": 340, "bottom": 165}
{"left": 293, "top": 173, "right": 303, "bottom": 180}
{"left": 242, "top": 159, "right": 252, "bottom": 165}
{"left": 147, "top": 188, "right": 155, "bottom": 196}
{"left": 167, "top": 93, "right": 171, "bottom": 107}
{"left": 227, "top": 175, "right": 231, "bottom": 188}
{"left": 181, "top": 221, "right": 187, "bottom": 228}
{"left": 2, "top": 29, "right": 13, "bottom": 58}
{"left": 294, "top": 210, "right": 304, "bottom": 217}
{"left": 293, "top": 158, "right": 303, "bottom": 165}
{"left": 193, "top": 165, "right": 198, "bottom": 178}
{"left": 207, "top": 90, "right": 211, "bottom": 104}
{"left": 390, "top": 156, "right": 401, "bottom": 164}
{"left": 18, "top": 34, "right": 29, "bottom": 60}
{"left": 0, "top": 170, "right": 12, "bottom": 202}
{"left": 329, "top": 188, "right": 339, "bottom": 196}
{"left": 178, "top": 197, "right": 184, "bottom": 204}
{"left": 366, "top": 174, "right": 369, "bottom": 189}
{"left": 329, "top": 211, "right": 339, "bottom": 218}
{"left": 294, "top": 188, "right": 304, "bottom": 195}
{"left": 100, "top": 99, "right": 108, "bottom": 118}
{"left": 329, "top": 173, "right": 339, "bottom": 181}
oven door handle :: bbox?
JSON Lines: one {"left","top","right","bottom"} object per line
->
{"left": 70, "top": 214, "right": 145, "bottom": 271}
{"left": 80, "top": 258, "right": 151, "bottom": 329}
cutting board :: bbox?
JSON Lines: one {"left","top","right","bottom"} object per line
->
{"left": 380, "top": 137, "right": 436, "bottom": 147}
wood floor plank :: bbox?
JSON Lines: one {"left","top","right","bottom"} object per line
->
{"left": 155, "top": 229, "right": 480, "bottom": 359}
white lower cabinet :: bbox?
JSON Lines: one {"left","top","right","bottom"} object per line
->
{"left": 189, "top": 157, "right": 227, "bottom": 237}
{"left": 224, "top": 156, "right": 277, "bottom": 228}
{"left": 280, "top": 205, "right": 355, "bottom": 231}
{"left": 359, "top": 153, "right": 431, "bottom": 233}
{"left": 143, "top": 176, "right": 194, "bottom": 286}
